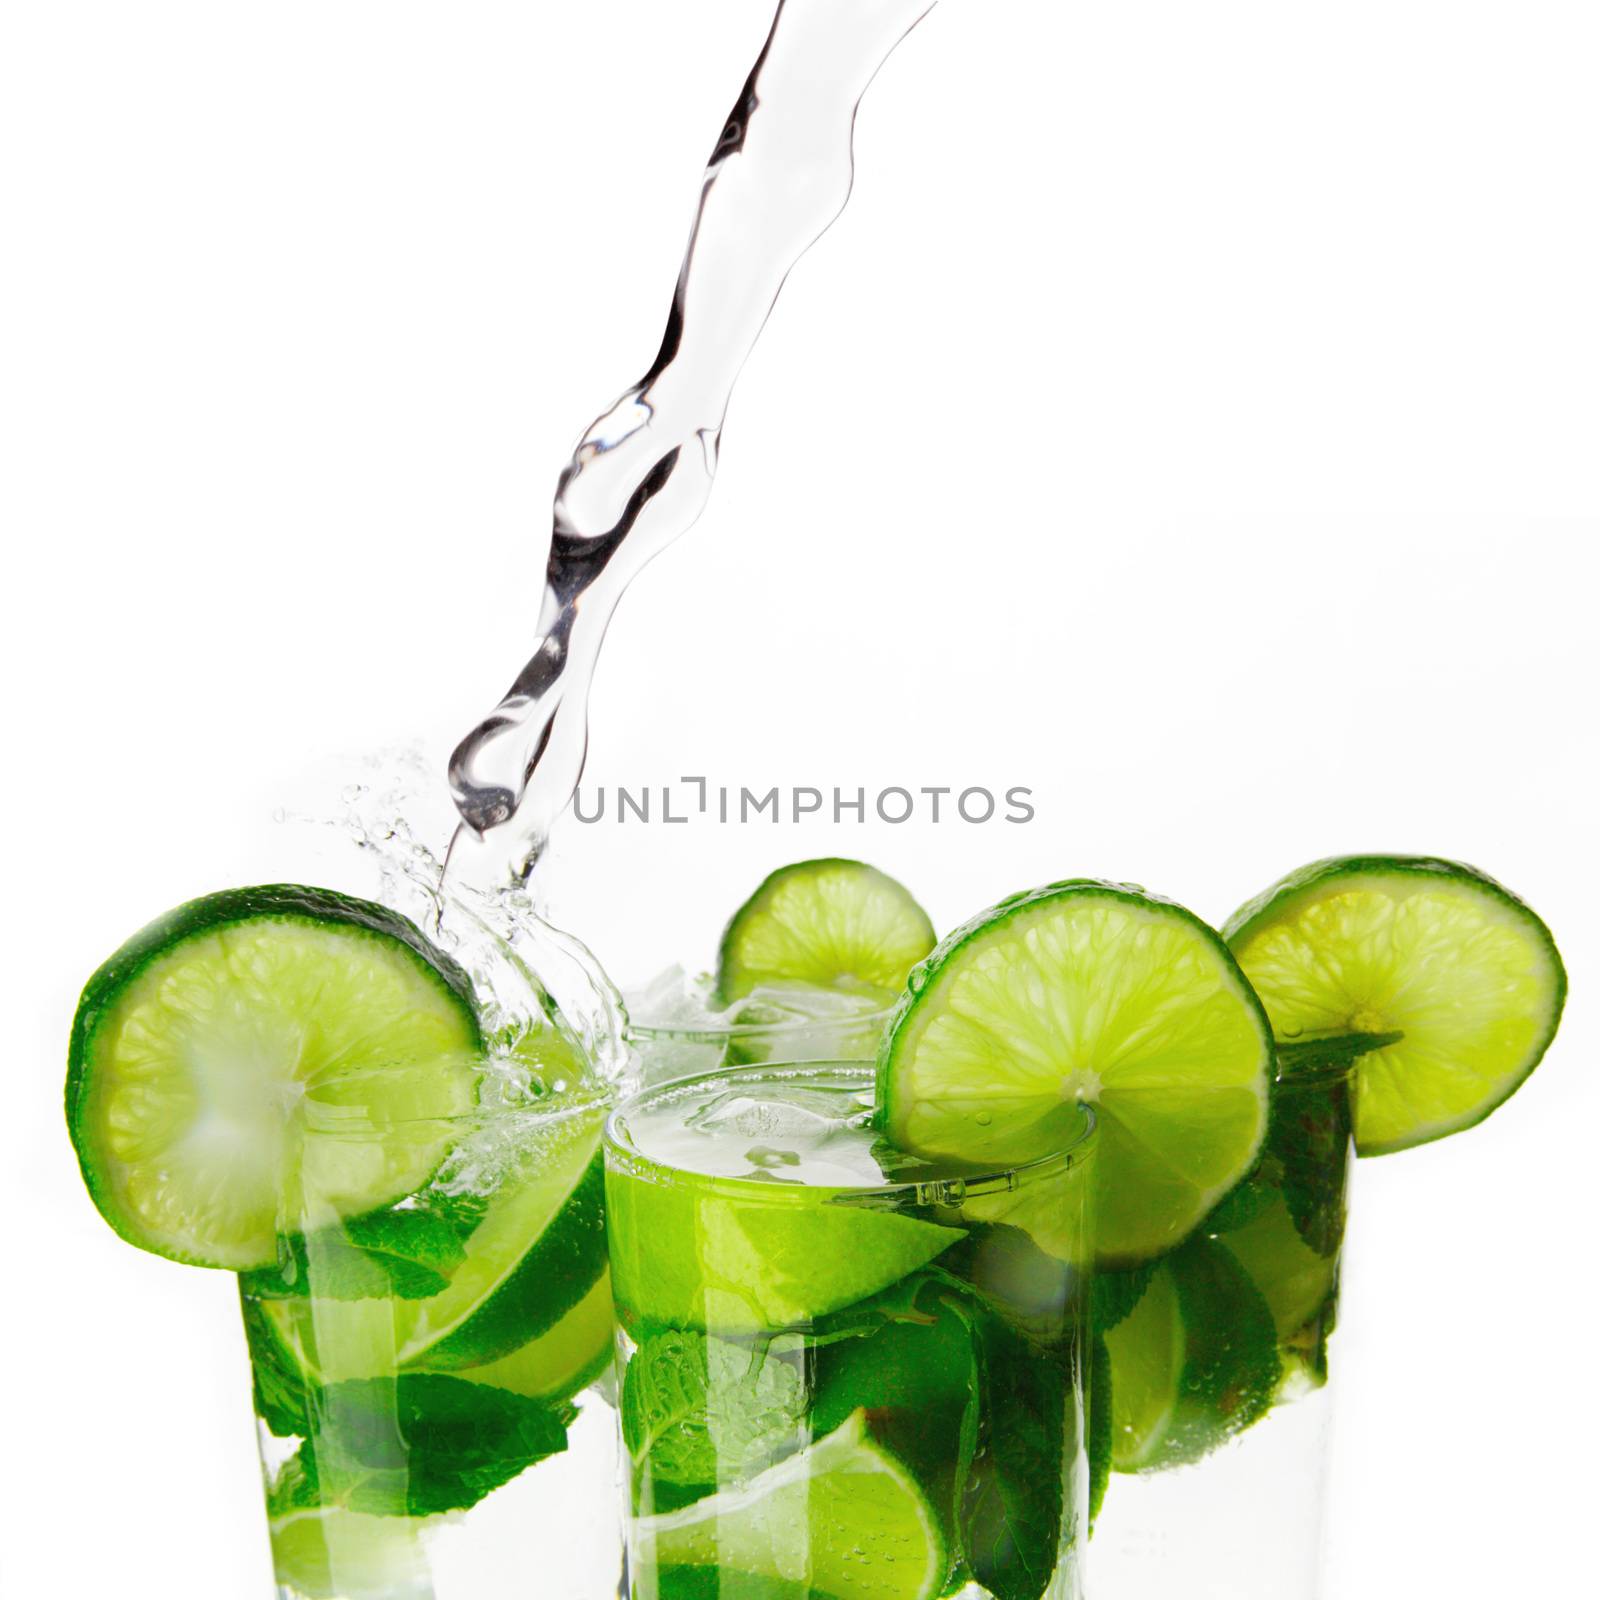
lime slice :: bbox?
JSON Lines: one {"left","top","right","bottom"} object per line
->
{"left": 1224, "top": 855, "right": 1566, "bottom": 1154}
{"left": 397, "top": 1106, "right": 607, "bottom": 1368}
{"left": 268, "top": 1504, "right": 432, "bottom": 1600}
{"left": 606, "top": 1163, "right": 965, "bottom": 1334}
{"left": 1087, "top": 1331, "right": 1112, "bottom": 1528}
{"left": 449, "top": 1269, "right": 615, "bottom": 1401}
{"left": 879, "top": 881, "right": 1273, "bottom": 1265}
{"left": 256, "top": 1107, "right": 610, "bottom": 1382}
{"left": 636, "top": 1410, "right": 946, "bottom": 1600}
{"left": 1103, "top": 1237, "right": 1280, "bottom": 1472}
{"left": 1102, "top": 1267, "right": 1182, "bottom": 1471}
{"left": 639, "top": 1573, "right": 843, "bottom": 1600}
{"left": 1220, "top": 1192, "right": 1338, "bottom": 1347}
{"left": 716, "top": 859, "right": 936, "bottom": 1005}
{"left": 66, "top": 886, "right": 482, "bottom": 1270}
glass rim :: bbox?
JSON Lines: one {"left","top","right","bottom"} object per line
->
{"left": 290, "top": 1085, "right": 614, "bottom": 1136}
{"left": 603, "top": 1058, "right": 1097, "bottom": 1205}
{"left": 1271, "top": 1049, "right": 1361, "bottom": 1088}
{"left": 625, "top": 1001, "right": 897, "bottom": 1044}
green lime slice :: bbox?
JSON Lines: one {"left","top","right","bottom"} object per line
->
{"left": 636, "top": 1410, "right": 946, "bottom": 1600}
{"left": 257, "top": 1105, "right": 609, "bottom": 1382}
{"left": 244, "top": 1270, "right": 613, "bottom": 1431}
{"left": 879, "top": 881, "right": 1273, "bottom": 1265}
{"left": 606, "top": 1162, "right": 965, "bottom": 1335}
{"left": 1218, "top": 1191, "right": 1338, "bottom": 1346}
{"left": 640, "top": 1574, "right": 845, "bottom": 1600}
{"left": 397, "top": 1106, "right": 607, "bottom": 1368}
{"left": 1103, "top": 1237, "right": 1280, "bottom": 1472}
{"left": 1224, "top": 856, "right": 1566, "bottom": 1155}
{"left": 1102, "top": 1267, "right": 1182, "bottom": 1471}
{"left": 448, "top": 1269, "right": 615, "bottom": 1401}
{"left": 66, "top": 885, "right": 482, "bottom": 1270}
{"left": 1087, "top": 1331, "right": 1112, "bottom": 1529}
{"left": 268, "top": 1504, "right": 433, "bottom": 1600}
{"left": 716, "top": 859, "right": 936, "bottom": 1005}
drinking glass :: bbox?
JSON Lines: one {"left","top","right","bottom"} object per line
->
{"left": 627, "top": 994, "right": 893, "bottom": 1084}
{"left": 238, "top": 1096, "right": 622, "bottom": 1599}
{"left": 1089, "top": 1055, "right": 1354, "bottom": 1599}
{"left": 604, "top": 1061, "right": 1098, "bottom": 1600}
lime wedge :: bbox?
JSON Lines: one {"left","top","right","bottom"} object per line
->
{"left": 254, "top": 1107, "right": 610, "bottom": 1383}
{"left": 716, "top": 859, "right": 935, "bottom": 1005}
{"left": 606, "top": 1165, "right": 965, "bottom": 1334}
{"left": 1220, "top": 1192, "right": 1338, "bottom": 1346}
{"left": 878, "top": 881, "right": 1273, "bottom": 1265}
{"left": 268, "top": 1504, "right": 432, "bottom": 1600}
{"left": 448, "top": 1269, "right": 615, "bottom": 1401}
{"left": 1087, "top": 1331, "right": 1112, "bottom": 1528}
{"left": 1225, "top": 856, "right": 1566, "bottom": 1154}
{"left": 635, "top": 1410, "right": 946, "bottom": 1600}
{"left": 66, "top": 886, "right": 482, "bottom": 1270}
{"left": 397, "top": 1106, "right": 607, "bottom": 1368}
{"left": 1103, "top": 1237, "right": 1280, "bottom": 1472}
{"left": 1102, "top": 1267, "right": 1182, "bottom": 1471}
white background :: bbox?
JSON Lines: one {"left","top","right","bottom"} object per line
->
{"left": 3, "top": 2, "right": 1597, "bottom": 1595}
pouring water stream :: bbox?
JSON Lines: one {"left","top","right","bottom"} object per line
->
{"left": 445, "top": 0, "right": 939, "bottom": 894}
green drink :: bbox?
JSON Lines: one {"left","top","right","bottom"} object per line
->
{"left": 603, "top": 1063, "right": 1097, "bottom": 1600}
{"left": 626, "top": 859, "right": 935, "bottom": 1085}
{"left": 65, "top": 885, "right": 624, "bottom": 1599}
{"left": 1099, "top": 1050, "right": 1353, "bottom": 1478}
{"left": 240, "top": 1095, "right": 616, "bottom": 1599}
{"left": 872, "top": 861, "right": 1565, "bottom": 1597}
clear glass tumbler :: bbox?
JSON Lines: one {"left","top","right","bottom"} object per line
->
{"left": 237, "top": 1095, "right": 622, "bottom": 1599}
{"left": 603, "top": 1061, "right": 1098, "bottom": 1600}
{"left": 1089, "top": 1055, "right": 1354, "bottom": 1599}
{"left": 626, "top": 989, "right": 893, "bottom": 1085}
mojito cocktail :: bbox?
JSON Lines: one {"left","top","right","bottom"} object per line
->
{"left": 604, "top": 1063, "right": 1097, "bottom": 1600}
{"left": 626, "top": 859, "right": 934, "bottom": 1083}
{"left": 66, "top": 885, "right": 623, "bottom": 1598}
{"left": 1088, "top": 1052, "right": 1354, "bottom": 1597}
{"left": 240, "top": 1093, "right": 616, "bottom": 1598}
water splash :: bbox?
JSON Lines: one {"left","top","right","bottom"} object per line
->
{"left": 446, "top": 0, "right": 940, "bottom": 881}
{"left": 283, "top": 752, "right": 629, "bottom": 1086}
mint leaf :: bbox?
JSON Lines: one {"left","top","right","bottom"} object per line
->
{"left": 1160, "top": 1236, "right": 1280, "bottom": 1464}
{"left": 935, "top": 1222, "right": 1082, "bottom": 1335}
{"left": 620, "top": 1329, "right": 807, "bottom": 1509}
{"left": 811, "top": 1275, "right": 981, "bottom": 1594}
{"left": 240, "top": 1294, "right": 308, "bottom": 1438}
{"left": 1087, "top": 1331, "right": 1112, "bottom": 1531}
{"left": 1267, "top": 1057, "right": 1357, "bottom": 1258}
{"left": 1090, "top": 1257, "right": 1157, "bottom": 1334}
{"left": 273, "top": 1374, "right": 573, "bottom": 1516}
{"left": 243, "top": 1205, "right": 467, "bottom": 1301}
{"left": 957, "top": 1305, "right": 1069, "bottom": 1600}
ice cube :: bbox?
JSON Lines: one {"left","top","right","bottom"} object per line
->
{"left": 625, "top": 965, "right": 722, "bottom": 1031}
{"left": 728, "top": 981, "right": 890, "bottom": 1026}
{"left": 683, "top": 1086, "right": 871, "bottom": 1144}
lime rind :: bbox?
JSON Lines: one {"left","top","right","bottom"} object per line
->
{"left": 636, "top": 1409, "right": 946, "bottom": 1600}
{"left": 606, "top": 1158, "right": 966, "bottom": 1334}
{"left": 1104, "top": 1236, "right": 1280, "bottom": 1473}
{"left": 449, "top": 1269, "right": 615, "bottom": 1402}
{"left": 879, "top": 879, "right": 1273, "bottom": 1266}
{"left": 66, "top": 885, "right": 483, "bottom": 1270}
{"left": 715, "top": 858, "right": 936, "bottom": 1005}
{"left": 268, "top": 1503, "right": 434, "bottom": 1600}
{"left": 255, "top": 1112, "right": 611, "bottom": 1384}
{"left": 400, "top": 1123, "right": 608, "bottom": 1369}
{"left": 1224, "top": 855, "right": 1566, "bottom": 1155}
